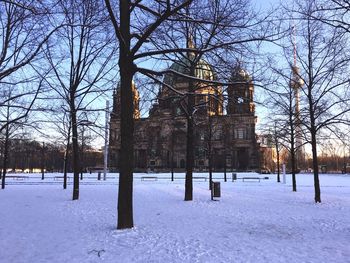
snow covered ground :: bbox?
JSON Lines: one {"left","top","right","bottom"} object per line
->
{"left": 0, "top": 172, "right": 349, "bottom": 263}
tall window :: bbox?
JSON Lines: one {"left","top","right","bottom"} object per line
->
{"left": 235, "top": 128, "right": 245, "bottom": 139}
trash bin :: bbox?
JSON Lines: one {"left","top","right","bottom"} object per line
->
{"left": 212, "top": 182, "right": 221, "bottom": 198}
{"left": 232, "top": 173, "right": 237, "bottom": 181}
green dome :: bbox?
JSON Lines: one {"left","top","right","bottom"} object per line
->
{"left": 163, "top": 57, "right": 215, "bottom": 85}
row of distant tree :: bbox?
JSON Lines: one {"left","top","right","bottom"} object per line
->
{"left": 261, "top": 145, "right": 350, "bottom": 174}
{"left": 3, "top": 135, "right": 348, "bottom": 174}
{"left": 0, "top": 138, "right": 103, "bottom": 173}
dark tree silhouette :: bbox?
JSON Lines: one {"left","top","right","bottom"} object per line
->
{"left": 105, "top": 0, "right": 279, "bottom": 228}
{"left": 44, "top": 0, "right": 116, "bottom": 200}
{"left": 283, "top": 0, "right": 350, "bottom": 202}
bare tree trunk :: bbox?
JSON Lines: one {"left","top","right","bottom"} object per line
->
{"left": 80, "top": 127, "right": 84, "bottom": 181}
{"left": 307, "top": 13, "right": 321, "bottom": 203}
{"left": 184, "top": 19, "right": 196, "bottom": 201}
{"left": 71, "top": 105, "right": 80, "bottom": 200}
{"left": 171, "top": 131, "right": 174, "bottom": 181}
{"left": 310, "top": 114, "right": 321, "bottom": 202}
{"left": 287, "top": 87, "right": 297, "bottom": 192}
{"left": 290, "top": 116, "right": 297, "bottom": 192}
{"left": 291, "top": 144, "right": 297, "bottom": 192}
{"left": 185, "top": 91, "right": 194, "bottom": 201}
{"left": 208, "top": 147, "right": 213, "bottom": 191}
{"left": 1, "top": 124, "right": 10, "bottom": 189}
{"left": 63, "top": 124, "right": 71, "bottom": 189}
{"left": 41, "top": 142, "right": 45, "bottom": 180}
{"left": 276, "top": 149, "right": 280, "bottom": 183}
{"left": 117, "top": 0, "right": 134, "bottom": 229}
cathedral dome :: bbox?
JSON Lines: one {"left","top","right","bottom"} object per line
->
{"left": 231, "top": 65, "right": 251, "bottom": 81}
{"left": 163, "top": 57, "right": 215, "bottom": 85}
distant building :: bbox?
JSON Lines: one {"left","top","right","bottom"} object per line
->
{"left": 257, "top": 134, "right": 277, "bottom": 173}
{"left": 109, "top": 60, "right": 259, "bottom": 172}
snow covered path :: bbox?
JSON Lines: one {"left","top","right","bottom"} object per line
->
{"left": 0, "top": 173, "right": 349, "bottom": 263}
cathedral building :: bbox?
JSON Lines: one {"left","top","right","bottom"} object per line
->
{"left": 109, "top": 58, "right": 259, "bottom": 172}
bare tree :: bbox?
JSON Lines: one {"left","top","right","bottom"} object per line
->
{"left": 44, "top": 0, "right": 116, "bottom": 200}
{"left": 199, "top": 94, "right": 226, "bottom": 189}
{"left": 1, "top": 90, "right": 12, "bottom": 188}
{"left": 105, "top": 0, "right": 279, "bottom": 228}
{"left": 104, "top": 0, "right": 193, "bottom": 229}
{"left": 312, "top": 1, "right": 350, "bottom": 33}
{"left": 265, "top": 65, "right": 301, "bottom": 191}
{"left": 0, "top": 1, "right": 60, "bottom": 187}
{"left": 286, "top": 0, "right": 350, "bottom": 202}
{"left": 47, "top": 106, "right": 72, "bottom": 189}
{"left": 0, "top": 1, "right": 58, "bottom": 134}
{"left": 0, "top": 83, "right": 46, "bottom": 188}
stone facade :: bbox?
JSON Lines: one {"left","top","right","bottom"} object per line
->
{"left": 109, "top": 62, "right": 259, "bottom": 172}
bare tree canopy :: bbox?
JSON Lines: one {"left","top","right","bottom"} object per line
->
{"left": 104, "top": 0, "right": 281, "bottom": 229}
{"left": 42, "top": 0, "right": 117, "bottom": 200}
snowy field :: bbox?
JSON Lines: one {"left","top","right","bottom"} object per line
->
{"left": 0, "top": 172, "right": 349, "bottom": 263}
